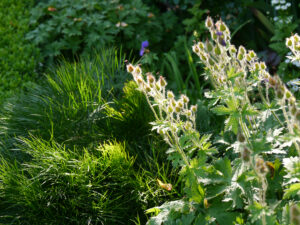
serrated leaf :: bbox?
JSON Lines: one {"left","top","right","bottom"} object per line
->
{"left": 284, "top": 183, "right": 300, "bottom": 199}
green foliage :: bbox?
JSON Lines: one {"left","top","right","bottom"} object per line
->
{"left": 26, "top": 0, "right": 179, "bottom": 62}
{"left": 0, "top": 49, "right": 128, "bottom": 150}
{"left": 0, "top": 138, "right": 144, "bottom": 224}
{"left": 0, "top": 0, "right": 40, "bottom": 104}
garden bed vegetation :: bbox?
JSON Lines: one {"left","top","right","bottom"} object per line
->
{"left": 0, "top": 0, "right": 299, "bottom": 224}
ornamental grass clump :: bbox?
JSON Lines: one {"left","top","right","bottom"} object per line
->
{"left": 128, "top": 16, "right": 300, "bottom": 225}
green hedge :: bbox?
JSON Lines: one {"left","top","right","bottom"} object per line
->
{"left": 0, "top": 0, "right": 40, "bottom": 104}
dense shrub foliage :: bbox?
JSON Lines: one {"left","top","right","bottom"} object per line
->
{"left": 0, "top": 0, "right": 40, "bottom": 104}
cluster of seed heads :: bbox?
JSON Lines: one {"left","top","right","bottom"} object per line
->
{"left": 193, "top": 16, "right": 270, "bottom": 88}
{"left": 286, "top": 34, "right": 300, "bottom": 62}
{"left": 126, "top": 63, "right": 197, "bottom": 135}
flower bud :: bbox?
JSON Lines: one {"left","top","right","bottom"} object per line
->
{"left": 206, "top": 40, "right": 213, "bottom": 52}
{"left": 167, "top": 91, "right": 174, "bottom": 99}
{"left": 186, "top": 110, "right": 192, "bottom": 117}
{"left": 193, "top": 44, "right": 200, "bottom": 54}
{"left": 293, "top": 34, "right": 299, "bottom": 43}
{"left": 249, "top": 50, "right": 256, "bottom": 58}
{"left": 260, "top": 62, "right": 266, "bottom": 70}
{"left": 147, "top": 74, "right": 155, "bottom": 84}
{"left": 237, "top": 54, "right": 244, "bottom": 61}
{"left": 167, "top": 105, "right": 174, "bottom": 113}
{"left": 219, "top": 22, "right": 227, "bottom": 32}
{"left": 134, "top": 66, "right": 142, "bottom": 75}
{"left": 155, "top": 82, "right": 161, "bottom": 91}
{"left": 145, "top": 85, "right": 151, "bottom": 92}
{"left": 191, "top": 105, "right": 197, "bottom": 112}
{"left": 205, "top": 16, "right": 213, "bottom": 28}
{"left": 246, "top": 54, "right": 252, "bottom": 62}
{"left": 286, "top": 38, "right": 293, "bottom": 47}
{"left": 254, "top": 62, "right": 260, "bottom": 71}
{"left": 175, "top": 106, "right": 181, "bottom": 113}
{"left": 286, "top": 91, "right": 292, "bottom": 99}
{"left": 181, "top": 95, "right": 189, "bottom": 103}
{"left": 214, "top": 46, "right": 221, "bottom": 55}
{"left": 171, "top": 99, "right": 176, "bottom": 107}
{"left": 200, "top": 53, "right": 207, "bottom": 61}
{"left": 177, "top": 101, "right": 183, "bottom": 108}
{"left": 159, "top": 76, "right": 167, "bottom": 87}
{"left": 137, "top": 76, "right": 144, "bottom": 86}
{"left": 230, "top": 45, "right": 237, "bottom": 54}
{"left": 238, "top": 46, "right": 246, "bottom": 55}
{"left": 127, "top": 64, "right": 134, "bottom": 73}
{"left": 268, "top": 77, "right": 277, "bottom": 86}
{"left": 199, "top": 42, "right": 205, "bottom": 50}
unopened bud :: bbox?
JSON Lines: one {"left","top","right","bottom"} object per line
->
{"left": 230, "top": 45, "right": 237, "bottom": 54}
{"left": 181, "top": 95, "right": 189, "bottom": 103}
{"left": 286, "top": 91, "right": 292, "bottom": 99}
{"left": 214, "top": 46, "right": 221, "bottom": 55}
{"left": 155, "top": 82, "right": 161, "bottom": 91}
{"left": 127, "top": 64, "right": 134, "bottom": 73}
{"left": 134, "top": 66, "right": 142, "bottom": 75}
{"left": 167, "top": 105, "right": 174, "bottom": 113}
{"left": 159, "top": 76, "right": 167, "bottom": 87}
{"left": 238, "top": 46, "right": 246, "bottom": 55}
{"left": 177, "top": 101, "right": 183, "bottom": 108}
{"left": 186, "top": 110, "right": 192, "bottom": 117}
{"left": 147, "top": 74, "right": 155, "bottom": 84}
{"left": 220, "top": 22, "right": 226, "bottom": 32}
{"left": 167, "top": 91, "right": 174, "bottom": 99}
{"left": 175, "top": 106, "right": 181, "bottom": 113}
{"left": 286, "top": 38, "right": 293, "bottom": 47}
{"left": 238, "top": 53, "right": 244, "bottom": 61}
{"left": 246, "top": 54, "right": 251, "bottom": 62}
{"left": 249, "top": 50, "right": 256, "bottom": 58}
{"left": 199, "top": 42, "right": 205, "bottom": 50}
{"left": 268, "top": 77, "right": 277, "bottom": 86}
{"left": 206, "top": 40, "right": 213, "bottom": 52}
{"left": 171, "top": 99, "right": 176, "bottom": 107}
{"left": 193, "top": 44, "right": 200, "bottom": 53}
{"left": 191, "top": 105, "right": 197, "bottom": 112}
{"left": 145, "top": 85, "right": 151, "bottom": 92}
{"left": 205, "top": 17, "right": 213, "bottom": 28}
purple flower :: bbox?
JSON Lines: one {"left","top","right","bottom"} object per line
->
{"left": 216, "top": 31, "right": 223, "bottom": 36}
{"left": 140, "top": 40, "right": 149, "bottom": 56}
